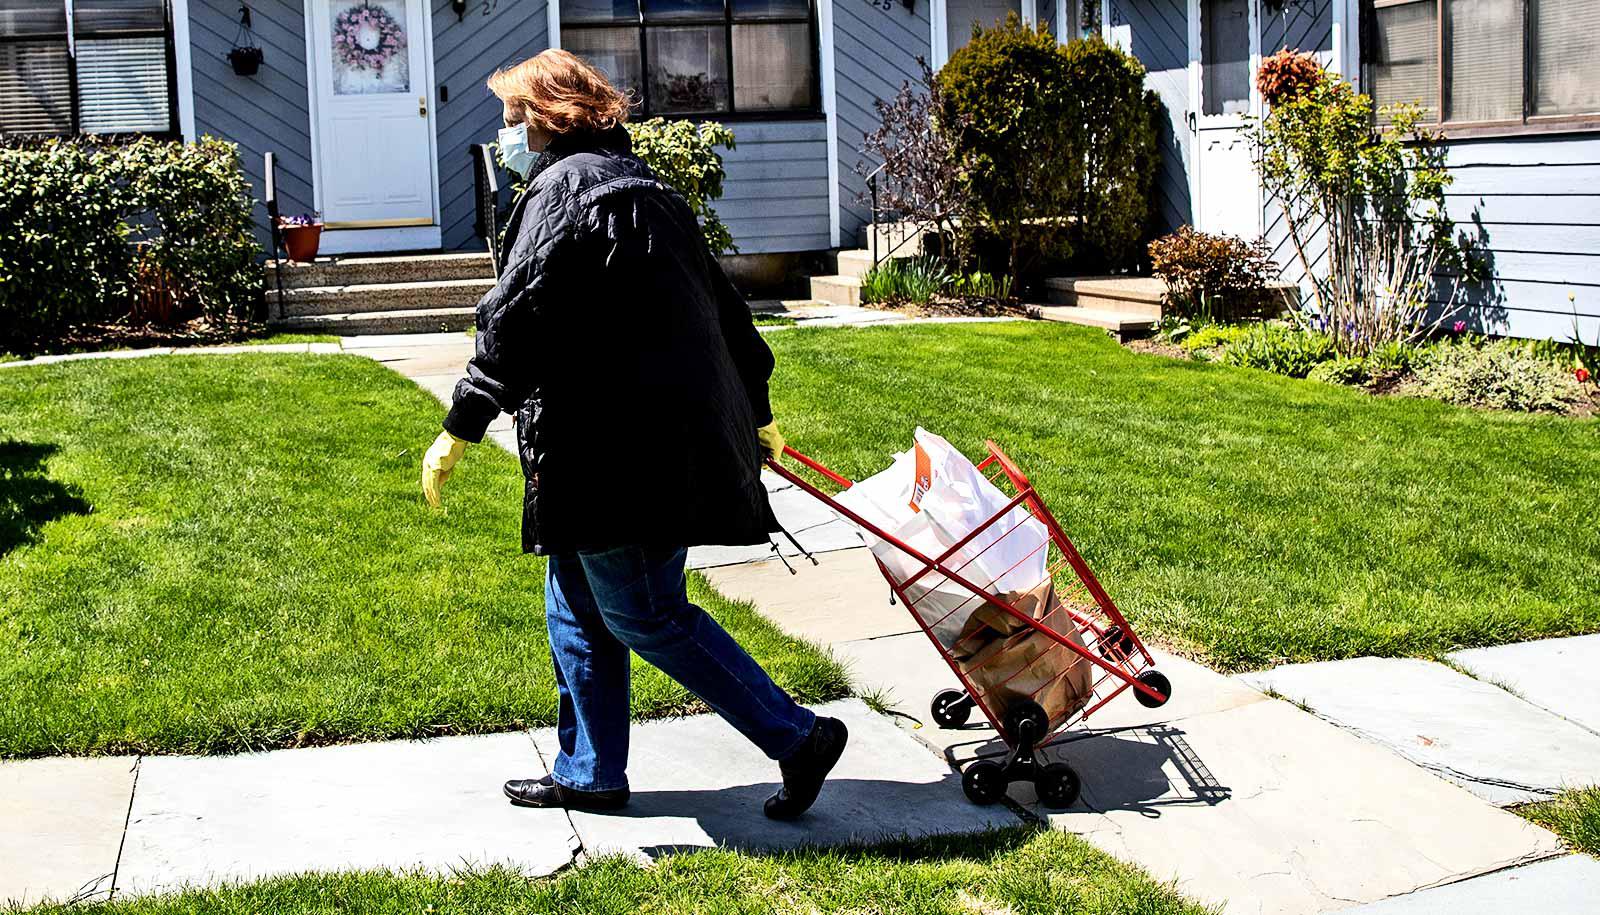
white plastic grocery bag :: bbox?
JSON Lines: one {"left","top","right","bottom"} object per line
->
{"left": 835, "top": 428, "right": 1050, "bottom": 648}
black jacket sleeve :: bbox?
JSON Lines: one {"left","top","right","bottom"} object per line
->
{"left": 443, "top": 204, "right": 577, "bottom": 443}
{"left": 710, "top": 259, "right": 776, "bottom": 427}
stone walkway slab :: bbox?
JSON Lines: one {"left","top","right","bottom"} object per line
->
{"left": 1335, "top": 854, "right": 1600, "bottom": 913}
{"left": 532, "top": 699, "right": 1020, "bottom": 862}
{"left": 1043, "top": 699, "right": 1564, "bottom": 915}
{"left": 1241, "top": 658, "right": 1600, "bottom": 805}
{"left": 1, "top": 756, "right": 138, "bottom": 907}
{"left": 1450, "top": 634, "right": 1600, "bottom": 736}
{"left": 116, "top": 733, "right": 573, "bottom": 896}
{"left": 702, "top": 549, "right": 907, "bottom": 644}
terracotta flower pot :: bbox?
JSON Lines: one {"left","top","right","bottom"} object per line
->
{"left": 282, "top": 224, "right": 323, "bottom": 263}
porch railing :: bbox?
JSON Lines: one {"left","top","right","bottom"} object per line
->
{"left": 469, "top": 143, "right": 503, "bottom": 277}
{"left": 263, "top": 151, "right": 285, "bottom": 320}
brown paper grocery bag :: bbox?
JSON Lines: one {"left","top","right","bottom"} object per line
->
{"left": 947, "top": 579, "right": 1095, "bottom": 729}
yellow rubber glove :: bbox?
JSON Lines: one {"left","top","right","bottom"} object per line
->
{"left": 421, "top": 430, "right": 468, "bottom": 509}
{"left": 756, "top": 421, "right": 785, "bottom": 463}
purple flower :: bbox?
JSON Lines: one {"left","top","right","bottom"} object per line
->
{"left": 1452, "top": 321, "right": 1467, "bottom": 334}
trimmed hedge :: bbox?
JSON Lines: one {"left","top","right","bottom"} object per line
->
{"left": 0, "top": 137, "right": 260, "bottom": 352}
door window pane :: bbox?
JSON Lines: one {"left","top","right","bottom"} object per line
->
{"left": 642, "top": 0, "right": 724, "bottom": 21}
{"left": 561, "top": 0, "right": 639, "bottom": 24}
{"left": 1202, "top": 0, "right": 1251, "bottom": 115}
{"left": 1532, "top": 0, "right": 1600, "bottom": 116}
{"left": 1446, "top": 0, "right": 1521, "bottom": 123}
{"left": 565, "top": 27, "right": 644, "bottom": 106}
{"left": 646, "top": 25, "right": 729, "bottom": 112}
{"left": 733, "top": 22, "right": 815, "bottom": 110}
{"left": 329, "top": 0, "right": 412, "bottom": 95}
{"left": 1368, "top": 0, "right": 1439, "bottom": 123}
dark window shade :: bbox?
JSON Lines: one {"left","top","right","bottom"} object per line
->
{"left": 0, "top": 0, "right": 68, "bottom": 37}
{"left": 731, "top": 0, "right": 810, "bottom": 18}
{"left": 560, "top": 0, "right": 640, "bottom": 25}
{"left": 1445, "top": 0, "right": 1522, "bottom": 123}
{"left": 0, "top": 40, "right": 72, "bottom": 134}
{"left": 1369, "top": 0, "right": 1439, "bottom": 123}
{"left": 1532, "top": 0, "right": 1600, "bottom": 116}
{"left": 641, "top": 0, "right": 723, "bottom": 21}
{"left": 73, "top": 0, "right": 166, "bottom": 33}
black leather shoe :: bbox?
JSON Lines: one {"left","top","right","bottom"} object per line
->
{"left": 764, "top": 716, "right": 848, "bottom": 820}
{"left": 503, "top": 775, "right": 630, "bottom": 811}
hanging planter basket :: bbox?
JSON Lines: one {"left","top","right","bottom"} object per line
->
{"left": 228, "top": 45, "right": 263, "bottom": 76}
{"left": 227, "top": 4, "right": 264, "bottom": 76}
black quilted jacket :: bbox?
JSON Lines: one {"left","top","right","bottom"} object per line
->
{"left": 443, "top": 126, "right": 778, "bottom": 555}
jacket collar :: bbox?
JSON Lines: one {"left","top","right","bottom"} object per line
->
{"left": 523, "top": 124, "right": 632, "bottom": 185}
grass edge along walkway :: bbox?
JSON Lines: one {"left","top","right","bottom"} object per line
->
{"left": 12, "top": 827, "right": 1214, "bottom": 915}
{"left": 1518, "top": 788, "right": 1600, "bottom": 857}
{"left": 765, "top": 321, "right": 1600, "bottom": 673}
{"left": 0, "top": 352, "right": 848, "bottom": 759}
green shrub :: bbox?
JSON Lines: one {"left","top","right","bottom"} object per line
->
{"left": 1414, "top": 340, "right": 1583, "bottom": 412}
{"left": 947, "top": 269, "right": 1013, "bottom": 301}
{"left": 1180, "top": 322, "right": 1252, "bottom": 354}
{"left": 937, "top": 18, "right": 1158, "bottom": 283}
{"left": 1219, "top": 323, "right": 1336, "bottom": 378}
{"left": 626, "top": 118, "right": 737, "bottom": 255}
{"left": 0, "top": 137, "right": 260, "bottom": 352}
{"left": 1149, "top": 226, "right": 1278, "bottom": 322}
{"left": 1307, "top": 357, "right": 1369, "bottom": 386}
{"left": 860, "top": 256, "right": 951, "bottom": 306}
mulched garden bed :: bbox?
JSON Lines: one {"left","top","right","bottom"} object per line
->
{"left": 12, "top": 317, "right": 313, "bottom": 358}
{"left": 863, "top": 296, "right": 1031, "bottom": 319}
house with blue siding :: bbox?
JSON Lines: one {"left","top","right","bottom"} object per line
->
{"left": 4, "top": 0, "right": 1592, "bottom": 339}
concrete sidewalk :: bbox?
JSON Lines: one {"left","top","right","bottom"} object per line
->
{"left": 705, "top": 549, "right": 1573, "bottom": 915}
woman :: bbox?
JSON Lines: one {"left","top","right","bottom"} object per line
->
{"left": 419, "top": 50, "right": 847, "bottom": 819}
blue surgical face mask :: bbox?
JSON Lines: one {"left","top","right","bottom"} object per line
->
{"left": 497, "top": 125, "right": 537, "bottom": 178}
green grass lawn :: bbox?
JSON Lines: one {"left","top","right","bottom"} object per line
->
{"left": 17, "top": 828, "right": 1211, "bottom": 915}
{"left": 1519, "top": 788, "right": 1600, "bottom": 856}
{"left": 0, "top": 354, "right": 847, "bottom": 758}
{"left": 766, "top": 322, "right": 1600, "bottom": 671}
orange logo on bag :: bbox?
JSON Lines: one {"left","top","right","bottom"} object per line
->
{"left": 909, "top": 443, "right": 932, "bottom": 512}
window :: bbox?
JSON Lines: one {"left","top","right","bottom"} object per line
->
{"left": 1363, "top": 0, "right": 1600, "bottom": 130}
{"left": 0, "top": 0, "right": 177, "bottom": 138}
{"left": 1202, "top": 0, "right": 1252, "bottom": 116}
{"left": 560, "top": 0, "right": 820, "bottom": 118}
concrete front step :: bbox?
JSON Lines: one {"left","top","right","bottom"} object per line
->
{"left": 271, "top": 306, "right": 476, "bottom": 336}
{"left": 1029, "top": 304, "right": 1155, "bottom": 341}
{"left": 1044, "top": 276, "right": 1166, "bottom": 318}
{"left": 808, "top": 274, "right": 862, "bottom": 307}
{"left": 275, "top": 278, "right": 494, "bottom": 318}
{"left": 266, "top": 252, "right": 493, "bottom": 291}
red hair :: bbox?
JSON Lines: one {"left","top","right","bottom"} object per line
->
{"left": 487, "top": 49, "right": 630, "bottom": 135}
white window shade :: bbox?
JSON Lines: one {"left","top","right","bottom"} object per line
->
{"left": 75, "top": 36, "right": 171, "bottom": 134}
{"left": 0, "top": 41, "right": 73, "bottom": 134}
{"left": 1533, "top": 0, "right": 1600, "bottom": 116}
{"left": 1369, "top": 0, "right": 1439, "bottom": 123}
{"left": 1446, "top": 0, "right": 1523, "bottom": 123}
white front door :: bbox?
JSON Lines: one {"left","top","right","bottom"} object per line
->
{"left": 308, "top": 0, "right": 437, "bottom": 229}
{"left": 1190, "top": 0, "right": 1261, "bottom": 239}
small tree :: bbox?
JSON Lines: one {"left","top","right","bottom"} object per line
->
{"left": 1250, "top": 61, "right": 1473, "bottom": 356}
{"left": 858, "top": 60, "right": 976, "bottom": 267}
{"left": 936, "top": 16, "right": 1079, "bottom": 286}
{"left": 1060, "top": 36, "right": 1160, "bottom": 269}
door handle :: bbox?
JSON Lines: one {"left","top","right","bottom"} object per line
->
{"left": 418, "top": 96, "right": 427, "bottom": 118}
{"left": 1186, "top": 110, "right": 1197, "bottom": 133}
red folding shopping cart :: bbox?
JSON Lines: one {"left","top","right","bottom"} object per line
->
{"left": 765, "top": 441, "right": 1171, "bottom": 809}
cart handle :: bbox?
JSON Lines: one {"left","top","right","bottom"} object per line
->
{"left": 774, "top": 445, "right": 854, "bottom": 488}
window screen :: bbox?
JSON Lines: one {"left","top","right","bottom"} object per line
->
{"left": 1368, "top": 0, "right": 1439, "bottom": 123}
{"left": 1445, "top": 0, "right": 1522, "bottom": 123}
{"left": 1532, "top": 0, "right": 1600, "bottom": 116}
{"left": 1202, "top": 0, "right": 1252, "bottom": 116}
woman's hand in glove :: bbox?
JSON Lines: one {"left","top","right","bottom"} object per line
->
{"left": 421, "top": 430, "right": 468, "bottom": 509}
{"left": 756, "top": 421, "right": 785, "bottom": 463}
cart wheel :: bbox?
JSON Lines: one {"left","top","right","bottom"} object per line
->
{"left": 931, "top": 689, "right": 972, "bottom": 729}
{"left": 1099, "top": 625, "right": 1136, "bottom": 659}
{"left": 1035, "top": 762, "right": 1082, "bottom": 809}
{"left": 1135, "top": 670, "right": 1172, "bottom": 709}
{"left": 962, "top": 759, "right": 1008, "bottom": 806}
{"left": 1003, "top": 699, "right": 1049, "bottom": 743}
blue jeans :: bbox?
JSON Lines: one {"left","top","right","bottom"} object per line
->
{"left": 544, "top": 545, "right": 817, "bottom": 792}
